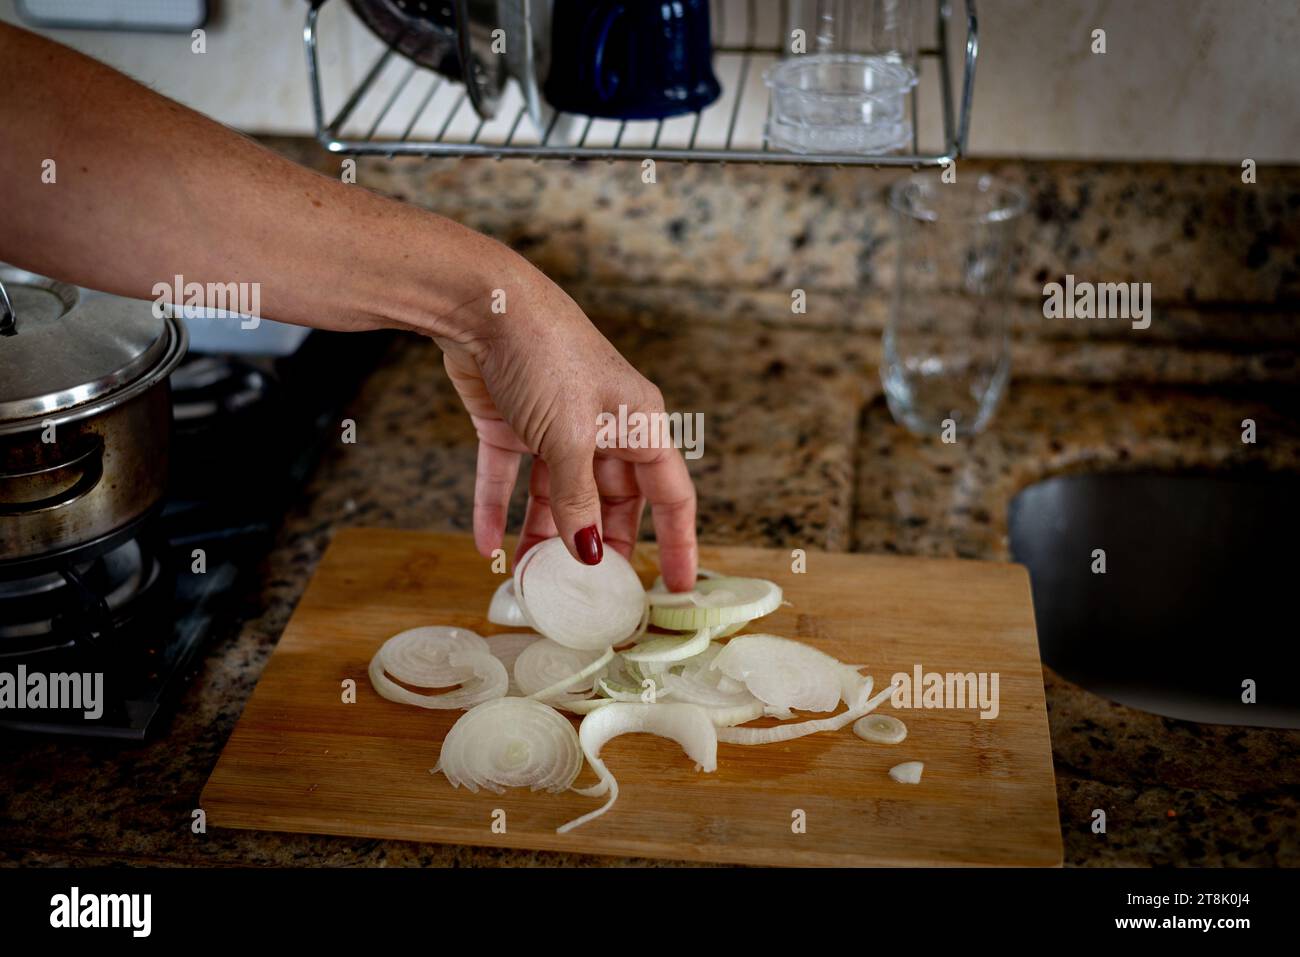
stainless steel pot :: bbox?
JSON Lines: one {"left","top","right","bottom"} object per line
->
{"left": 0, "top": 266, "right": 187, "bottom": 576}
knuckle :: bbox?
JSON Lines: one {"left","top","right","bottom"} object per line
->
{"left": 642, "top": 383, "right": 666, "bottom": 412}
{"left": 551, "top": 487, "right": 600, "bottom": 516}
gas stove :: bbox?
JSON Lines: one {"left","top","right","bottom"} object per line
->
{"left": 0, "top": 329, "right": 390, "bottom": 739}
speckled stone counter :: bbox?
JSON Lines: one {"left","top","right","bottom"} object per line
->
{"left": 3, "top": 313, "right": 1296, "bottom": 868}
{"left": 2, "top": 147, "right": 1298, "bottom": 868}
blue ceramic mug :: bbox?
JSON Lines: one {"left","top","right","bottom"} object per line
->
{"left": 544, "top": 0, "right": 721, "bottom": 120}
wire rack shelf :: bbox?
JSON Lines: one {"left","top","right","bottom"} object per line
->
{"left": 304, "top": 0, "right": 977, "bottom": 166}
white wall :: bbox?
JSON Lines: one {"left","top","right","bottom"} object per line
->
{"left": 956, "top": 0, "right": 1300, "bottom": 162}
{"left": 2, "top": 0, "right": 1296, "bottom": 163}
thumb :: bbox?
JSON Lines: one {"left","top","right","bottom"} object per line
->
{"left": 545, "top": 447, "right": 603, "bottom": 566}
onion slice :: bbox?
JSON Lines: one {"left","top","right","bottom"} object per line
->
{"left": 487, "top": 579, "right": 530, "bottom": 627}
{"left": 716, "top": 677, "right": 891, "bottom": 745}
{"left": 711, "top": 633, "right": 845, "bottom": 713}
{"left": 486, "top": 632, "right": 539, "bottom": 695}
{"left": 853, "top": 714, "right": 907, "bottom": 744}
{"left": 597, "top": 680, "right": 666, "bottom": 703}
{"left": 515, "top": 538, "right": 647, "bottom": 651}
{"left": 514, "top": 639, "right": 613, "bottom": 703}
{"left": 648, "top": 577, "right": 783, "bottom": 631}
{"left": 433, "top": 697, "right": 582, "bottom": 794}
{"left": 615, "top": 657, "right": 672, "bottom": 697}
{"left": 621, "top": 627, "right": 713, "bottom": 664}
{"left": 374, "top": 626, "right": 490, "bottom": 688}
{"left": 889, "top": 761, "right": 924, "bottom": 784}
{"left": 598, "top": 655, "right": 652, "bottom": 692}
{"left": 558, "top": 697, "right": 616, "bottom": 715}
{"left": 368, "top": 627, "right": 507, "bottom": 709}
{"left": 557, "top": 703, "right": 718, "bottom": 834}
{"left": 649, "top": 568, "right": 721, "bottom": 592}
{"left": 661, "top": 642, "right": 762, "bottom": 711}
{"left": 369, "top": 648, "right": 508, "bottom": 710}
{"left": 705, "top": 700, "right": 767, "bottom": 727}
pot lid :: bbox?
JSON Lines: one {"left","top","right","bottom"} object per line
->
{"left": 0, "top": 265, "right": 178, "bottom": 425}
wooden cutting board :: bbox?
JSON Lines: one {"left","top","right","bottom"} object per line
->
{"left": 202, "top": 528, "right": 1062, "bottom": 866}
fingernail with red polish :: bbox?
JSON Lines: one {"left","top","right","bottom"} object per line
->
{"left": 575, "top": 525, "right": 603, "bottom": 565}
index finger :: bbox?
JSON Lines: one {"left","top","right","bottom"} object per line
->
{"left": 632, "top": 447, "right": 697, "bottom": 591}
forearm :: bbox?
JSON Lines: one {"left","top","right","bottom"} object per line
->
{"left": 0, "top": 22, "right": 521, "bottom": 346}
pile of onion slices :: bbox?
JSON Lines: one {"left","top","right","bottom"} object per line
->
{"left": 369, "top": 537, "right": 910, "bottom": 834}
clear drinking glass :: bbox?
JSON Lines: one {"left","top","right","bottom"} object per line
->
{"left": 881, "top": 173, "right": 1027, "bottom": 437}
{"left": 767, "top": 0, "right": 919, "bottom": 154}
{"left": 783, "top": 0, "right": 918, "bottom": 61}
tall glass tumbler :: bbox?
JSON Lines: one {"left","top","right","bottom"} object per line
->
{"left": 783, "top": 0, "right": 918, "bottom": 62}
{"left": 881, "top": 173, "right": 1027, "bottom": 438}
{"left": 768, "top": 0, "right": 919, "bottom": 154}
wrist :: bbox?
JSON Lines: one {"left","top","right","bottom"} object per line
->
{"left": 437, "top": 239, "right": 543, "bottom": 354}
{"left": 321, "top": 187, "right": 522, "bottom": 344}
{"left": 378, "top": 218, "right": 541, "bottom": 359}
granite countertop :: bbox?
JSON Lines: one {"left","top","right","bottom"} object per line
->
{"left": 2, "top": 294, "right": 1297, "bottom": 868}
{"left": 3, "top": 145, "right": 1299, "bottom": 867}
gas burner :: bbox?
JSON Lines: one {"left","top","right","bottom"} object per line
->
{"left": 171, "top": 355, "right": 273, "bottom": 426}
{"left": 0, "top": 536, "right": 164, "bottom": 656}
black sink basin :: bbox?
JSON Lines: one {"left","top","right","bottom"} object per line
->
{"left": 1009, "top": 470, "right": 1300, "bottom": 729}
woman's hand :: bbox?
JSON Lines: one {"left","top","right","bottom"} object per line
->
{"left": 440, "top": 263, "right": 699, "bottom": 592}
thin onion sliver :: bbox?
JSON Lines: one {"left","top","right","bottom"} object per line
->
{"left": 622, "top": 627, "right": 713, "bottom": 664}
{"left": 716, "top": 678, "right": 891, "bottom": 745}
{"left": 557, "top": 703, "right": 717, "bottom": 834}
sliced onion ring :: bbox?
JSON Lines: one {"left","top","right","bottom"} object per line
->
{"left": 530, "top": 647, "right": 613, "bottom": 703}
{"left": 853, "top": 713, "right": 907, "bottom": 744}
{"left": 515, "top": 538, "right": 647, "bottom": 651}
{"left": 514, "top": 639, "right": 613, "bottom": 703}
{"left": 661, "top": 642, "right": 762, "bottom": 711}
{"left": 557, "top": 703, "right": 717, "bottom": 834}
{"left": 376, "top": 626, "right": 490, "bottom": 688}
{"left": 369, "top": 648, "right": 507, "bottom": 710}
{"left": 433, "top": 697, "right": 582, "bottom": 794}
{"left": 711, "top": 633, "right": 845, "bottom": 713}
{"left": 647, "top": 577, "right": 783, "bottom": 631}
{"left": 650, "top": 568, "right": 721, "bottom": 592}
{"left": 486, "top": 632, "right": 539, "bottom": 695}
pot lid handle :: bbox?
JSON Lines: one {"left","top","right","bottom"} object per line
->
{"left": 0, "top": 277, "right": 14, "bottom": 336}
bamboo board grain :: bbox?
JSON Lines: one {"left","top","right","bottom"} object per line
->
{"left": 202, "top": 528, "right": 1062, "bottom": 866}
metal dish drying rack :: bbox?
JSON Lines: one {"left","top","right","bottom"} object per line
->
{"left": 304, "top": 0, "right": 977, "bottom": 166}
